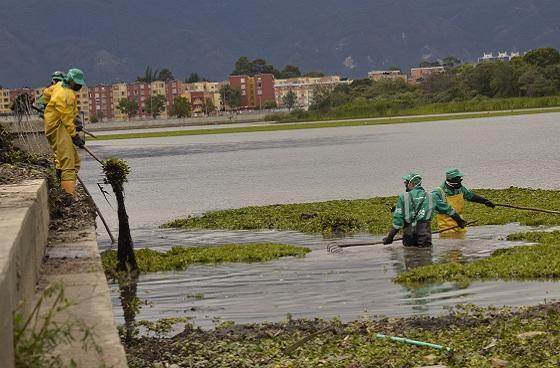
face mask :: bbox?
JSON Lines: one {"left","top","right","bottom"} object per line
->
{"left": 404, "top": 181, "right": 411, "bottom": 192}
{"left": 71, "top": 83, "right": 83, "bottom": 92}
{"left": 446, "top": 178, "right": 462, "bottom": 189}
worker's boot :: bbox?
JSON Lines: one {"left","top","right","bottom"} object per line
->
{"left": 60, "top": 180, "right": 76, "bottom": 195}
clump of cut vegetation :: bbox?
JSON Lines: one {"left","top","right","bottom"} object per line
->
{"left": 394, "top": 231, "right": 560, "bottom": 284}
{"left": 164, "top": 187, "right": 560, "bottom": 235}
{"left": 101, "top": 243, "right": 311, "bottom": 279}
{"left": 102, "top": 158, "right": 138, "bottom": 274}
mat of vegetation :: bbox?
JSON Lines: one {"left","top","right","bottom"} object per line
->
{"left": 164, "top": 187, "right": 560, "bottom": 235}
{"left": 101, "top": 243, "right": 311, "bottom": 278}
{"left": 394, "top": 231, "right": 560, "bottom": 285}
{"left": 125, "top": 302, "right": 560, "bottom": 368}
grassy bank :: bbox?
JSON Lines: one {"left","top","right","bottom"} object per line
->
{"left": 101, "top": 243, "right": 310, "bottom": 279}
{"left": 125, "top": 302, "right": 560, "bottom": 367}
{"left": 395, "top": 231, "right": 560, "bottom": 284}
{"left": 266, "top": 96, "right": 560, "bottom": 123}
{"left": 164, "top": 187, "right": 560, "bottom": 235}
{"left": 92, "top": 107, "right": 560, "bottom": 141}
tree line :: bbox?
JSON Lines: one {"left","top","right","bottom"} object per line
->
{"left": 309, "top": 47, "right": 560, "bottom": 112}
{"left": 231, "top": 56, "right": 324, "bottom": 79}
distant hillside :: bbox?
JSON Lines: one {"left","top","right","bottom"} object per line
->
{"left": 1, "top": 0, "right": 560, "bottom": 87}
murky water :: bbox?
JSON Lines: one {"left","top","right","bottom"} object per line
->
{"left": 77, "top": 114, "right": 560, "bottom": 326}
{"left": 109, "top": 224, "right": 560, "bottom": 328}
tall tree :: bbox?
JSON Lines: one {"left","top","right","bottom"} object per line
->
{"left": 157, "top": 68, "right": 174, "bottom": 81}
{"left": 219, "top": 85, "right": 241, "bottom": 110}
{"left": 143, "top": 95, "right": 166, "bottom": 118}
{"left": 186, "top": 72, "right": 200, "bottom": 83}
{"left": 171, "top": 96, "right": 192, "bottom": 118}
{"left": 116, "top": 98, "right": 139, "bottom": 118}
{"left": 523, "top": 47, "right": 560, "bottom": 68}
{"left": 202, "top": 98, "right": 216, "bottom": 115}
{"left": 232, "top": 56, "right": 253, "bottom": 75}
{"left": 137, "top": 65, "right": 158, "bottom": 83}
{"left": 442, "top": 56, "right": 462, "bottom": 68}
{"left": 282, "top": 90, "right": 297, "bottom": 111}
{"left": 280, "top": 65, "right": 302, "bottom": 79}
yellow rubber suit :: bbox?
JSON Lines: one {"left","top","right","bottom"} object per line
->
{"left": 44, "top": 84, "right": 80, "bottom": 194}
{"left": 39, "top": 82, "right": 63, "bottom": 171}
{"left": 434, "top": 187, "right": 466, "bottom": 236}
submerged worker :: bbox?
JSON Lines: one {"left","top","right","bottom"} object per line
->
{"left": 44, "top": 68, "right": 86, "bottom": 195}
{"left": 433, "top": 168, "right": 495, "bottom": 236}
{"left": 382, "top": 172, "right": 467, "bottom": 247}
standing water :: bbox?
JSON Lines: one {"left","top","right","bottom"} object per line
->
{"left": 79, "top": 114, "right": 560, "bottom": 326}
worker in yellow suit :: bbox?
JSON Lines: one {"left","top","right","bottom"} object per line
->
{"left": 44, "top": 68, "right": 86, "bottom": 195}
{"left": 433, "top": 168, "right": 495, "bottom": 236}
{"left": 37, "top": 71, "right": 66, "bottom": 114}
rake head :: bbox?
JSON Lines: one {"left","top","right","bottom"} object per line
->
{"left": 326, "top": 241, "right": 344, "bottom": 254}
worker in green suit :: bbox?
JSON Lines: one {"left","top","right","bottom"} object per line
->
{"left": 383, "top": 172, "right": 466, "bottom": 247}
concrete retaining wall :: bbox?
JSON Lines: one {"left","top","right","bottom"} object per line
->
{"left": 0, "top": 180, "right": 50, "bottom": 367}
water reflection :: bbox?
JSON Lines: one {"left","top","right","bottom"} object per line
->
{"left": 402, "top": 247, "right": 433, "bottom": 271}
{"left": 118, "top": 274, "right": 139, "bottom": 343}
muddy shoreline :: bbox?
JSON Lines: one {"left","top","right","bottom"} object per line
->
{"left": 125, "top": 301, "right": 560, "bottom": 367}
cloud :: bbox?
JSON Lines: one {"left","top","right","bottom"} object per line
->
{"left": 343, "top": 56, "right": 356, "bottom": 69}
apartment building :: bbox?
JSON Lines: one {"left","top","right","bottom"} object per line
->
{"left": 165, "top": 80, "right": 186, "bottom": 113}
{"left": 0, "top": 89, "right": 11, "bottom": 113}
{"left": 410, "top": 66, "right": 446, "bottom": 84}
{"left": 88, "top": 85, "right": 113, "bottom": 120}
{"left": 229, "top": 74, "right": 275, "bottom": 109}
{"left": 126, "top": 82, "right": 151, "bottom": 118}
{"left": 150, "top": 81, "right": 167, "bottom": 117}
{"left": 184, "top": 81, "right": 223, "bottom": 111}
{"left": 76, "top": 87, "right": 90, "bottom": 122}
{"left": 368, "top": 70, "right": 407, "bottom": 82}
{"left": 112, "top": 83, "right": 128, "bottom": 120}
{"left": 274, "top": 76, "right": 350, "bottom": 109}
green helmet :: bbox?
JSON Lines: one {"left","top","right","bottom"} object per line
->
{"left": 51, "top": 71, "right": 65, "bottom": 82}
{"left": 402, "top": 172, "right": 422, "bottom": 185}
{"left": 445, "top": 168, "right": 464, "bottom": 180}
{"left": 65, "top": 68, "right": 86, "bottom": 86}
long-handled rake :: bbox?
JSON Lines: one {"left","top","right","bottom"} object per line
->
{"left": 494, "top": 203, "right": 560, "bottom": 215}
{"left": 326, "top": 220, "right": 479, "bottom": 253}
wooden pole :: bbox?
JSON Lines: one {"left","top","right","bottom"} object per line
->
{"left": 77, "top": 176, "right": 115, "bottom": 244}
{"left": 495, "top": 203, "right": 560, "bottom": 215}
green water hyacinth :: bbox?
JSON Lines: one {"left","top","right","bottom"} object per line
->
{"left": 394, "top": 231, "right": 560, "bottom": 284}
{"left": 164, "top": 188, "right": 560, "bottom": 235}
{"left": 101, "top": 243, "right": 310, "bottom": 279}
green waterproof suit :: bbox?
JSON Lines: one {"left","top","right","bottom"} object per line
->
{"left": 391, "top": 186, "right": 455, "bottom": 247}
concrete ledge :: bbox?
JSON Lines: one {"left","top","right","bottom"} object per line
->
{"left": 0, "top": 179, "right": 49, "bottom": 367}
{"left": 40, "top": 227, "right": 128, "bottom": 367}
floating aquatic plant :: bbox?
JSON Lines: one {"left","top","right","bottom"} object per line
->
{"left": 101, "top": 243, "right": 311, "bottom": 279}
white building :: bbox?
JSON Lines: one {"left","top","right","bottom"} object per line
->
{"left": 368, "top": 70, "right": 407, "bottom": 82}
{"left": 478, "top": 51, "right": 522, "bottom": 63}
{"left": 274, "top": 76, "right": 351, "bottom": 109}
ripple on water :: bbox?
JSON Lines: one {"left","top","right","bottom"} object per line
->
{"left": 109, "top": 223, "right": 560, "bottom": 328}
